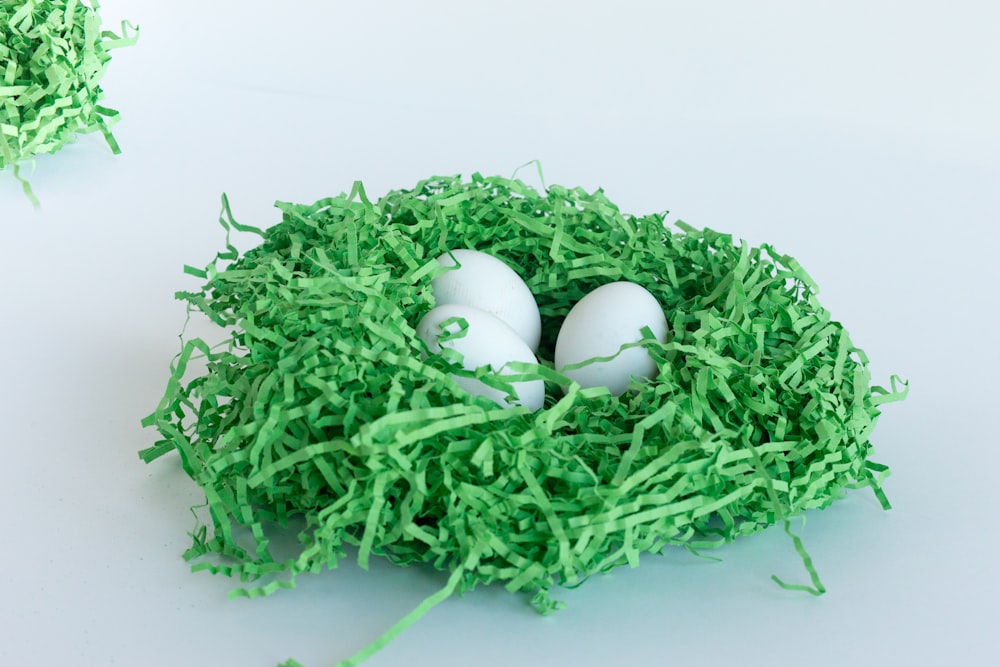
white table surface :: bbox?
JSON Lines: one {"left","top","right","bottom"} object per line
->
{"left": 3, "top": 1, "right": 998, "bottom": 666}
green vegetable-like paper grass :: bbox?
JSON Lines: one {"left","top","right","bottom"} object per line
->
{"left": 1, "top": 0, "right": 136, "bottom": 205}
{"left": 142, "top": 173, "right": 906, "bottom": 666}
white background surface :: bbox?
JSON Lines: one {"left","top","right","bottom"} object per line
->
{"left": 2, "top": 1, "right": 998, "bottom": 666}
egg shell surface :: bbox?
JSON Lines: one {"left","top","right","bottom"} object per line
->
{"left": 554, "top": 281, "right": 668, "bottom": 396}
{"left": 431, "top": 249, "right": 542, "bottom": 352}
{"left": 417, "top": 304, "right": 545, "bottom": 410}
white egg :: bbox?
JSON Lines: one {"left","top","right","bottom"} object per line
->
{"left": 431, "top": 249, "right": 542, "bottom": 352}
{"left": 417, "top": 304, "right": 545, "bottom": 410}
{"left": 554, "top": 281, "right": 668, "bottom": 396}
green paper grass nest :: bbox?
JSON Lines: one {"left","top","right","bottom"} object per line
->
{"left": 1, "top": 0, "right": 135, "bottom": 202}
{"left": 142, "top": 173, "right": 905, "bottom": 663}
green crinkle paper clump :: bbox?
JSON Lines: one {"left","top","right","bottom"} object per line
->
{"left": 1, "top": 0, "right": 136, "bottom": 204}
{"left": 142, "top": 174, "right": 907, "bottom": 667}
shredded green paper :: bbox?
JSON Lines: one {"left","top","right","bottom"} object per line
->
{"left": 1, "top": 0, "right": 136, "bottom": 205}
{"left": 141, "top": 173, "right": 907, "bottom": 666}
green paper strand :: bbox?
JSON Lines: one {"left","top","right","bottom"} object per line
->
{"left": 142, "top": 174, "right": 907, "bottom": 666}
{"left": 1, "top": 0, "right": 136, "bottom": 206}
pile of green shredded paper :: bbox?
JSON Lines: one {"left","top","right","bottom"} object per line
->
{"left": 0, "top": 0, "right": 136, "bottom": 205}
{"left": 141, "top": 173, "right": 907, "bottom": 667}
